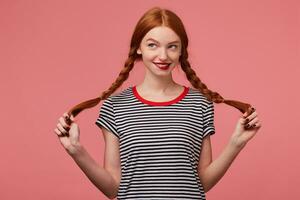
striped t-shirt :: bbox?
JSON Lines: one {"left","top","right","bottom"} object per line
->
{"left": 95, "top": 85, "right": 215, "bottom": 200}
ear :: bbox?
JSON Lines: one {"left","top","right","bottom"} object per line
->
{"left": 137, "top": 48, "right": 141, "bottom": 55}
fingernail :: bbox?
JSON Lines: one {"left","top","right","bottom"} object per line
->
{"left": 245, "top": 124, "right": 250, "bottom": 128}
{"left": 245, "top": 118, "right": 249, "bottom": 123}
{"left": 65, "top": 115, "right": 70, "bottom": 122}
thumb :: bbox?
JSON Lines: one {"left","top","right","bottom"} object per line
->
{"left": 242, "top": 107, "right": 253, "bottom": 118}
{"left": 242, "top": 111, "right": 248, "bottom": 118}
{"left": 70, "top": 114, "right": 75, "bottom": 122}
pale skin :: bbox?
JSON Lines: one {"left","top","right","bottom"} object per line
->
{"left": 54, "top": 26, "right": 262, "bottom": 198}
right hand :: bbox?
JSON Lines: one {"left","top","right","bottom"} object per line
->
{"left": 54, "top": 112, "right": 81, "bottom": 155}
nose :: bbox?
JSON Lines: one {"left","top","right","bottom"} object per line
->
{"left": 158, "top": 48, "right": 168, "bottom": 60}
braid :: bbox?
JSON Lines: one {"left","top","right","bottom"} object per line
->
{"left": 66, "top": 54, "right": 137, "bottom": 118}
{"left": 64, "top": 6, "right": 254, "bottom": 120}
{"left": 180, "top": 53, "right": 252, "bottom": 114}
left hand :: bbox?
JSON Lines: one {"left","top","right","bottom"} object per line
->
{"left": 230, "top": 107, "right": 262, "bottom": 149}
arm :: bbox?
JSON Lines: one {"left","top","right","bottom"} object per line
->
{"left": 197, "top": 135, "right": 244, "bottom": 193}
{"left": 69, "top": 144, "right": 119, "bottom": 199}
{"left": 198, "top": 108, "right": 261, "bottom": 193}
{"left": 55, "top": 112, "right": 120, "bottom": 199}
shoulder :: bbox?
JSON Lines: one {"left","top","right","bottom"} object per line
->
{"left": 188, "top": 87, "right": 212, "bottom": 106}
{"left": 104, "top": 86, "right": 134, "bottom": 105}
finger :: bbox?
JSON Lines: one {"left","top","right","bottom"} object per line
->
{"left": 245, "top": 117, "right": 259, "bottom": 127}
{"left": 255, "top": 122, "right": 262, "bottom": 128}
{"left": 54, "top": 128, "right": 65, "bottom": 137}
{"left": 243, "top": 106, "right": 257, "bottom": 117}
{"left": 249, "top": 107, "right": 257, "bottom": 116}
{"left": 248, "top": 106, "right": 255, "bottom": 113}
{"left": 242, "top": 110, "right": 248, "bottom": 118}
{"left": 245, "top": 111, "right": 258, "bottom": 122}
{"left": 57, "top": 123, "right": 69, "bottom": 136}
{"left": 241, "top": 110, "right": 255, "bottom": 124}
{"left": 59, "top": 116, "right": 70, "bottom": 131}
{"left": 70, "top": 114, "right": 75, "bottom": 122}
{"left": 63, "top": 112, "right": 72, "bottom": 125}
{"left": 245, "top": 118, "right": 260, "bottom": 129}
{"left": 241, "top": 117, "right": 249, "bottom": 125}
{"left": 63, "top": 112, "right": 75, "bottom": 124}
{"left": 54, "top": 128, "right": 66, "bottom": 137}
{"left": 63, "top": 112, "right": 70, "bottom": 118}
{"left": 246, "top": 123, "right": 258, "bottom": 129}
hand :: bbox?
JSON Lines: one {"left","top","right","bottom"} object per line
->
{"left": 230, "top": 107, "right": 262, "bottom": 149}
{"left": 54, "top": 112, "right": 81, "bottom": 155}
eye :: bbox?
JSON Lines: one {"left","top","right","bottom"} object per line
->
{"left": 169, "top": 45, "right": 178, "bottom": 49}
{"left": 148, "top": 43, "right": 156, "bottom": 48}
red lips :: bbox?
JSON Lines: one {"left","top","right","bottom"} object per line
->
{"left": 154, "top": 62, "right": 171, "bottom": 65}
{"left": 154, "top": 62, "right": 170, "bottom": 70}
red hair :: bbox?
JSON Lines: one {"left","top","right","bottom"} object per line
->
{"left": 66, "top": 7, "right": 253, "bottom": 119}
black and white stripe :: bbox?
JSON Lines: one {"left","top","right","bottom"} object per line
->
{"left": 95, "top": 86, "right": 215, "bottom": 200}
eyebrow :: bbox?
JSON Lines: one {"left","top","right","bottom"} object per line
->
{"left": 146, "top": 38, "right": 180, "bottom": 44}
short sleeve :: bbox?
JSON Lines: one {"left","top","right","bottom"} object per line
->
{"left": 202, "top": 101, "right": 216, "bottom": 138}
{"left": 95, "top": 97, "right": 119, "bottom": 139}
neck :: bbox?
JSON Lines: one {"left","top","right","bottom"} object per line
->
{"left": 138, "top": 71, "right": 179, "bottom": 94}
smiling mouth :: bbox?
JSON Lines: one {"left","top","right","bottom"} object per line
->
{"left": 153, "top": 62, "right": 171, "bottom": 70}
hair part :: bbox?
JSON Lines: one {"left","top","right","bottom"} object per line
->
{"left": 66, "top": 6, "right": 253, "bottom": 119}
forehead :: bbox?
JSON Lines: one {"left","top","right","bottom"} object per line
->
{"left": 142, "top": 26, "right": 181, "bottom": 43}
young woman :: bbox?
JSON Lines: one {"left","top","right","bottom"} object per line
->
{"left": 54, "top": 7, "right": 261, "bottom": 200}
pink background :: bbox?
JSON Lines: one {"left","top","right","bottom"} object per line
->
{"left": 1, "top": 0, "right": 299, "bottom": 199}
